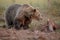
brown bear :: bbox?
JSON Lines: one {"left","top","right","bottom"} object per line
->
{"left": 4, "top": 4, "right": 42, "bottom": 30}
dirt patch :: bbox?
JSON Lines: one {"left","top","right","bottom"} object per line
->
{"left": 0, "top": 28, "right": 60, "bottom": 40}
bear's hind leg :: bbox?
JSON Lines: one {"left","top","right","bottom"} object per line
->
{"left": 6, "top": 20, "right": 13, "bottom": 29}
{"left": 14, "top": 19, "right": 23, "bottom": 30}
{"left": 6, "top": 17, "right": 14, "bottom": 29}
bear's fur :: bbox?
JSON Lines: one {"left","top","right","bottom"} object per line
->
{"left": 5, "top": 4, "right": 22, "bottom": 29}
{"left": 5, "top": 4, "right": 42, "bottom": 30}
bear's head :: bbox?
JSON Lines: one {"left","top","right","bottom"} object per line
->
{"left": 23, "top": 5, "right": 42, "bottom": 21}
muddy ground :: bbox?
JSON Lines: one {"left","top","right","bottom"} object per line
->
{"left": 0, "top": 28, "right": 60, "bottom": 40}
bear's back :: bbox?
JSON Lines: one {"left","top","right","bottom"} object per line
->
{"left": 5, "top": 4, "right": 22, "bottom": 21}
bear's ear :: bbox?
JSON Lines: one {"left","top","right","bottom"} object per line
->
{"left": 33, "top": 9, "right": 36, "bottom": 12}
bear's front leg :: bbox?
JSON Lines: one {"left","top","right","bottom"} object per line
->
{"left": 13, "top": 19, "right": 22, "bottom": 30}
{"left": 23, "top": 25, "right": 29, "bottom": 30}
{"left": 23, "top": 23, "right": 29, "bottom": 30}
